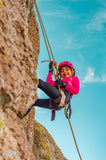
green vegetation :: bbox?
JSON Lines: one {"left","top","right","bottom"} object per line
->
{"left": 41, "top": 154, "right": 51, "bottom": 160}
{"left": 0, "top": 120, "right": 5, "bottom": 129}
{"left": 0, "top": 0, "right": 3, "bottom": 8}
{"left": 8, "top": 1, "right": 11, "bottom": 6}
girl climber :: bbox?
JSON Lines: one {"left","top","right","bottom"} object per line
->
{"left": 21, "top": 61, "right": 80, "bottom": 120}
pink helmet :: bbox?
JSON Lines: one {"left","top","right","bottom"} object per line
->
{"left": 58, "top": 61, "right": 75, "bottom": 75}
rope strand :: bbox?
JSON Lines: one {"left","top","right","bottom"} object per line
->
{"left": 34, "top": 1, "right": 82, "bottom": 160}
{"left": 35, "top": 1, "right": 55, "bottom": 61}
{"left": 58, "top": 87, "right": 82, "bottom": 160}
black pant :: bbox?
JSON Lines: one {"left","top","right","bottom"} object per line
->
{"left": 34, "top": 79, "right": 70, "bottom": 109}
{"left": 34, "top": 79, "right": 61, "bottom": 109}
{"left": 21, "top": 79, "right": 71, "bottom": 119}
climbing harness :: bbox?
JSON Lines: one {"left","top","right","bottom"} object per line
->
{"left": 34, "top": 1, "right": 82, "bottom": 160}
{"left": 58, "top": 90, "right": 66, "bottom": 107}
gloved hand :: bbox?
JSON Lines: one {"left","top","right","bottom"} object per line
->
{"left": 55, "top": 79, "right": 67, "bottom": 88}
{"left": 49, "top": 62, "right": 54, "bottom": 72}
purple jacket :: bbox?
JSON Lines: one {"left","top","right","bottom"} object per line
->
{"left": 46, "top": 72, "right": 80, "bottom": 96}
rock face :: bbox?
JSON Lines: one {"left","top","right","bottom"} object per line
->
{"left": 0, "top": 0, "right": 67, "bottom": 160}
{"left": 0, "top": 0, "right": 39, "bottom": 117}
{"left": 33, "top": 121, "right": 67, "bottom": 160}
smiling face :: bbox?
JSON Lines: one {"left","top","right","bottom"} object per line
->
{"left": 60, "top": 65, "right": 74, "bottom": 78}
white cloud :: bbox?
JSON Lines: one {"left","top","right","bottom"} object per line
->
{"left": 81, "top": 67, "right": 106, "bottom": 86}
{"left": 66, "top": 35, "right": 73, "bottom": 47}
{"left": 43, "top": 7, "right": 73, "bottom": 20}
{"left": 97, "top": 0, "right": 106, "bottom": 6}
{"left": 65, "top": 35, "right": 85, "bottom": 50}
{"left": 87, "top": 10, "right": 106, "bottom": 32}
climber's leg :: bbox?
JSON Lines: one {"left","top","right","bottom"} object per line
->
{"left": 21, "top": 99, "right": 50, "bottom": 119}
{"left": 21, "top": 79, "right": 61, "bottom": 119}
{"left": 33, "top": 99, "right": 49, "bottom": 109}
{"left": 38, "top": 79, "right": 60, "bottom": 99}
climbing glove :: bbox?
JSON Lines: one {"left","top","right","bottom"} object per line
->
{"left": 55, "top": 79, "right": 67, "bottom": 88}
{"left": 49, "top": 62, "right": 54, "bottom": 72}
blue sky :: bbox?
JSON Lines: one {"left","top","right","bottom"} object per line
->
{"left": 34, "top": 0, "right": 106, "bottom": 160}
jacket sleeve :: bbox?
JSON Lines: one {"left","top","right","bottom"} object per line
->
{"left": 64, "top": 76, "right": 80, "bottom": 95}
{"left": 46, "top": 72, "right": 56, "bottom": 87}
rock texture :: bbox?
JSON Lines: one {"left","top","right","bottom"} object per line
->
{"left": 33, "top": 121, "right": 67, "bottom": 160}
{"left": 0, "top": 0, "right": 67, "bottom": 160}
{"left": 0, "top": 0, "right": 39, "bottom": 116}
